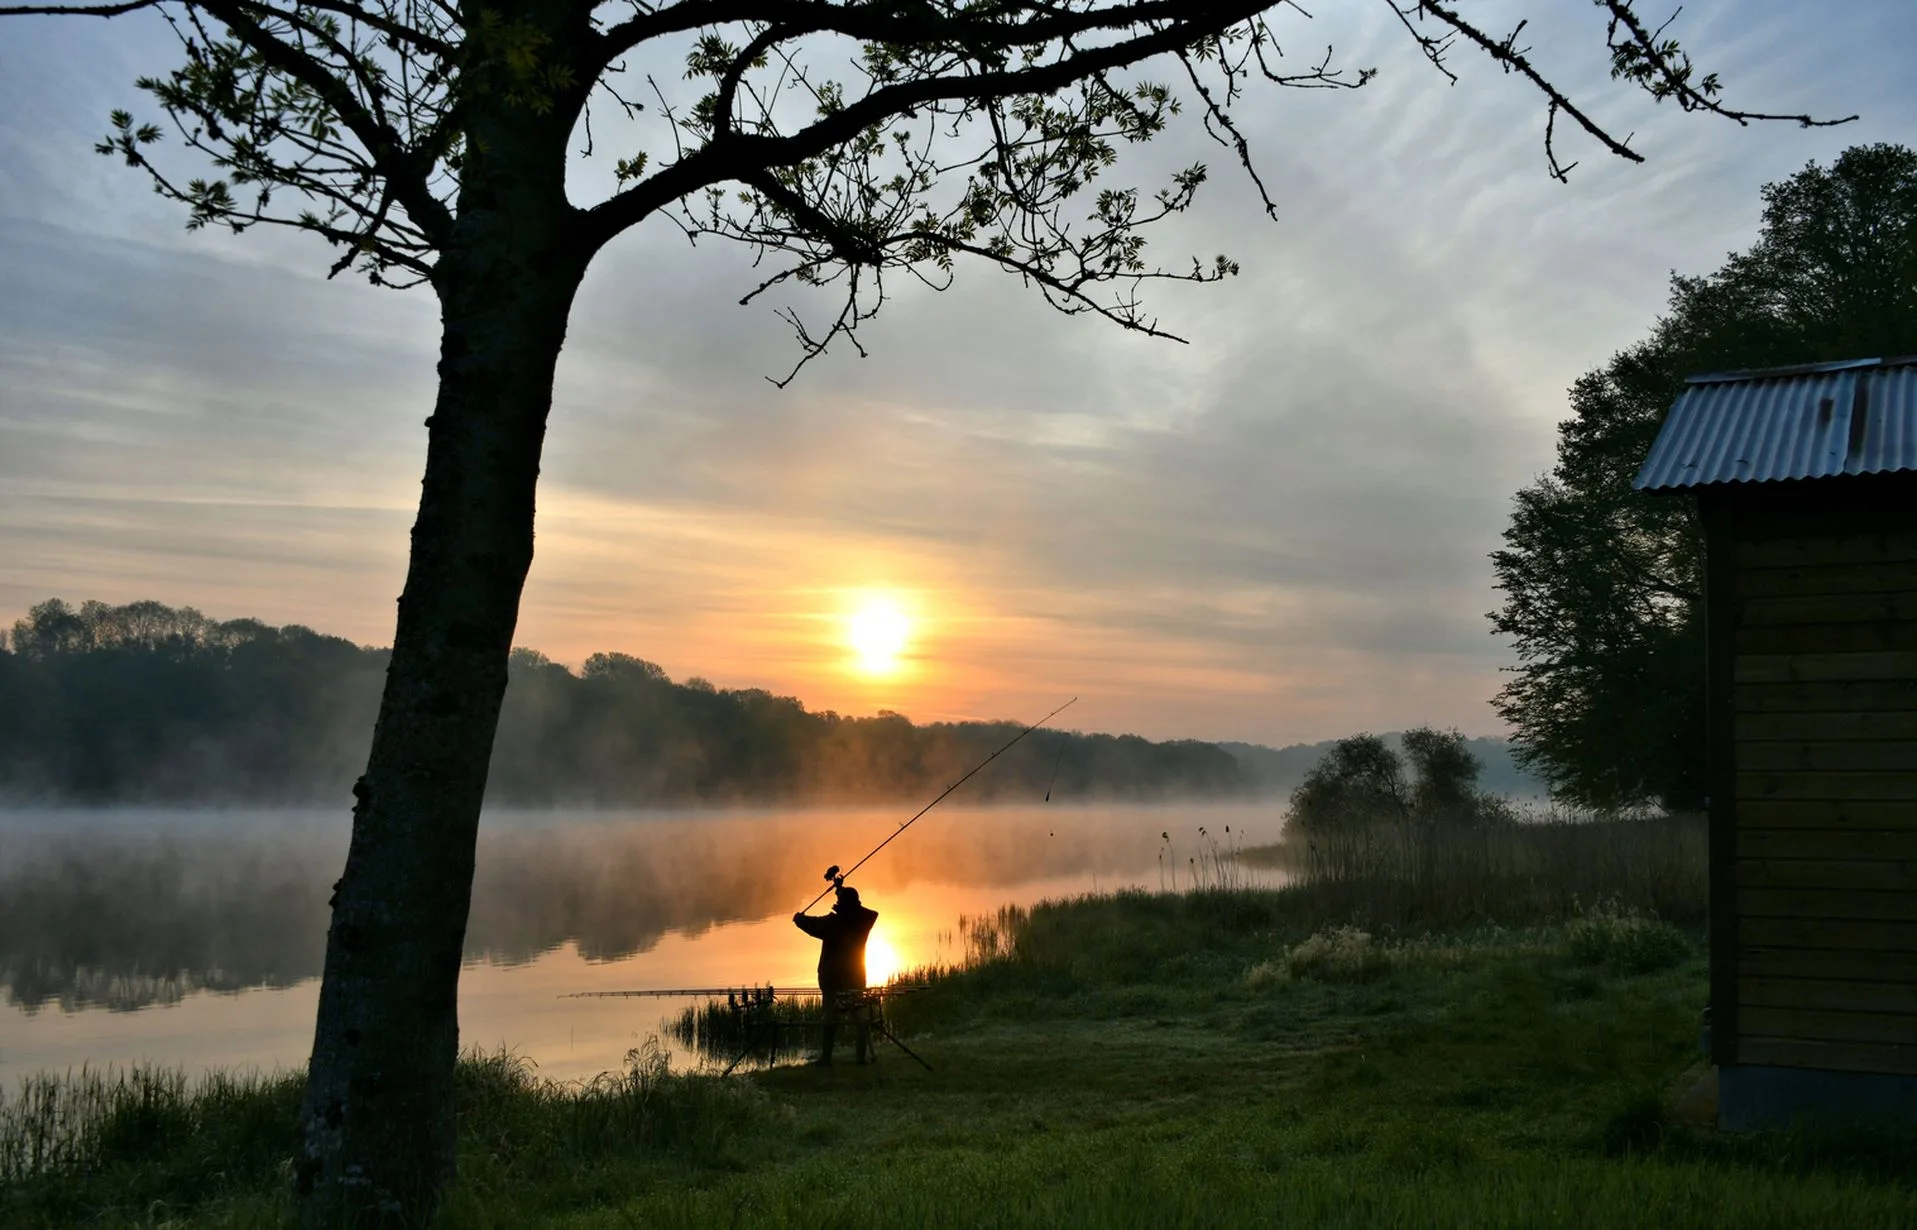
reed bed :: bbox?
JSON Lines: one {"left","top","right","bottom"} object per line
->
{"left": 1154, "top": 821, "right": 1254, "bottom": 893}
{"left": 665, "top": 990, "right": 825, "bottom": 1065}
{"left": 1242, "top": 806, "right": 1707, "bottom": 929}
{"left": 0, "top": 1064, "right": 302, "bottom": 1191}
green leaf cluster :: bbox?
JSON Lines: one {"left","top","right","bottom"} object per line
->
{"left": 1490, "top": 143, "right": 1917, "bottom": 808}
{"left": 1288, "top": 728, "right": 1504, "bottom": 835}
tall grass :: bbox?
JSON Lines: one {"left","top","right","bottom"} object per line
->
{"left": 933, "top": 889, "right": 1309, "bottom": 1003}
{"left": 452, "top": 1041, "right": 770, "bottom": 1163}
{"left": 1243, "top": 806, "right": 1706, "bottom": 929}
{"left": 0, "top": 1064, "right": 302, "bottom": 1225}
{"left": 0, "top": 1045, "right": 774, "bottom": 1223}
{"left": 0, "top": 1064, "right": 302, "bottom": 1190}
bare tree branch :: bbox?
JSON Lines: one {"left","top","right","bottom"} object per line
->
{"left": 0, "top": 0, "right": 156, "bottom": 14}
{"left": 6, "top": 0, "right": 1860, "bottom": 336}
{"left": 1409, "top": 0, "right": 1648, "bottom": 179}
{"left": 589, "top": 0, "right": 1240, "bottom": 81}
{"left": 1596, "top": 0, "right": 1856, "bottom": 128}
{"left": 583, "top": 2, "right": 1275, "bottom": 249}
{"left": 251, "top": 0, "right": 453, "bottom": 57}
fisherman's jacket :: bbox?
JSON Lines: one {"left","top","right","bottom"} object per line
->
{"left": 794, "top": 904, "right": 880, "bottom": 992}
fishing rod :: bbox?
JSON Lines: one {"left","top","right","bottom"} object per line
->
{"left": 801, "top": 695, "right": 1078, "bottom": 913}
{"left": 564, "top": 986, "right": 816, "bottom": 1000}
{"left": 1043, "top": 731, "right": 1070, "bottom": 803}
{"left": 562, "top": 985, "right": 928, "bottom": 1000}
{"left": 560, "top": 698, "right": 1075, "bottom": 1004}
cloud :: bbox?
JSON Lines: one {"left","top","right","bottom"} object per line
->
{"left": 3, "top": 1, "right": 1914, "bottom": 743}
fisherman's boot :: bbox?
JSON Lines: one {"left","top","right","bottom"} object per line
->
{"left": 811, "top": 1025, "right": 836, "bottom": 1066}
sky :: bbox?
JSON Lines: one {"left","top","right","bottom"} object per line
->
{"left": 1, "top": 1, "right": 1913, "bottom": 747}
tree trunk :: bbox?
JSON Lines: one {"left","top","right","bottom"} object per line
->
{"left": 295, "top": 165, "right": 588, "bottom": 1220}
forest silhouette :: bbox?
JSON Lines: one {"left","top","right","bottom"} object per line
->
{"left": 0, "top": 598, "right": 1247, "bottom": 804}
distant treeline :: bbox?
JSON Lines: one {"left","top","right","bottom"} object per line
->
{"left": 1218, "top": 735, "right": 1544, "bottom": 801}
{"left": 0, "top": 599, "right": 1249, "bottom": 805}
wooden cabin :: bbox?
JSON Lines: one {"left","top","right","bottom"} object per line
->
{"left": 1636, "top": 356, "right": 1917, "bottom": 1130}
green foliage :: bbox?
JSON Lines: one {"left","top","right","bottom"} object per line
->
{"left": 1286, "top": 727, "right": 1505, "bottom": 836}
{"left": 1566, "top": 906, "right": 1692, "bottom": 974}
{"left": 0, "top": 598, "right": 384, "bottom": 802}
{"left": 1286, "top": 733, "right": 1409, "bottom": 834}
{"left": 1403, "top": 726, "right": 1490, "bottom": 825}
{"left": 1280, "top": 926, "right": 1392, "bottom": 984}
{"left": 1491, "top": 142, "right": 1917, "bottom": 808}
{"left": 0, "top": 598, "right": 1248, "bottom": 804}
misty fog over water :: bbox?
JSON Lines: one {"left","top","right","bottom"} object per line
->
{"left": 0, "top": 803, "right": 1284, "bottom": 1082}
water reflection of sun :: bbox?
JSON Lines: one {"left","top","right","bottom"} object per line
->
{"left": 864, "top": 933, "right": 903, "bottom": 986}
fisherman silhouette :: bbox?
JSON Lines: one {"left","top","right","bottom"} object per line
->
{"left": 792, "top": 883, "right": 880, "bottom": 1065}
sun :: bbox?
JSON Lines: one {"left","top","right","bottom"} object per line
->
{"left": 863, "top": 933, "right": 903, "bottom": 986}
{"left": 846, "top": 594, "right": 911, "bottom": 676}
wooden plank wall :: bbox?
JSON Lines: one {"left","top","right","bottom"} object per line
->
{"left": 1732, "top": 521, "right": 1917, "bottom": 1076}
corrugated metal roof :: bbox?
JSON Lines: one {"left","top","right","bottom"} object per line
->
{"left": 1634, "top": 356, "right": 1917, "bottom": 491}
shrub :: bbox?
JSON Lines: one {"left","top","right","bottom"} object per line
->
{"left": 1566, "top": 907, "right": 1690, "bottom": 974}
{"left": 1283, "top": 927, "right": 1392, "bottom": 983}
{"left": 1244, "top": 959, "right": 1289, "bottom": 990}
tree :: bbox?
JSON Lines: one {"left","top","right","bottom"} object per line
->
{"left": 1, "top": 597, "right": 387, "bottom": 800}
{"left": 0, "top": 0, "right": 1848, "bottom": 1218}
{"left": 1401, "top": 724, "right": 1481, "bottom": 825}
{"left": 1287, "top": 731, "right": 1408, "bottom": 834}
{"left": 1287, "top": 726, "right": 1495, "bottom": 835}
{"left": 1491, "top": 143, "right": 1917, "bottom": 809}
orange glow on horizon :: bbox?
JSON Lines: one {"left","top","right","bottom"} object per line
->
{"left": 513, "top": 491, "right": 1356, "bottom": 740}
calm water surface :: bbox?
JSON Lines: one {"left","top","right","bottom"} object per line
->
{"left": 0, "top": 803, "right": 1284, "bottom": 1085}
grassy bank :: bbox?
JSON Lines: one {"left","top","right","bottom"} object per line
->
{"left": 5, "top": 826, "right": 1913, "bottom": 1226}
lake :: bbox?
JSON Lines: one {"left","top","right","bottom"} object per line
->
{"left": 0, "top": 802, "right": 1285, "bottom": 1086}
